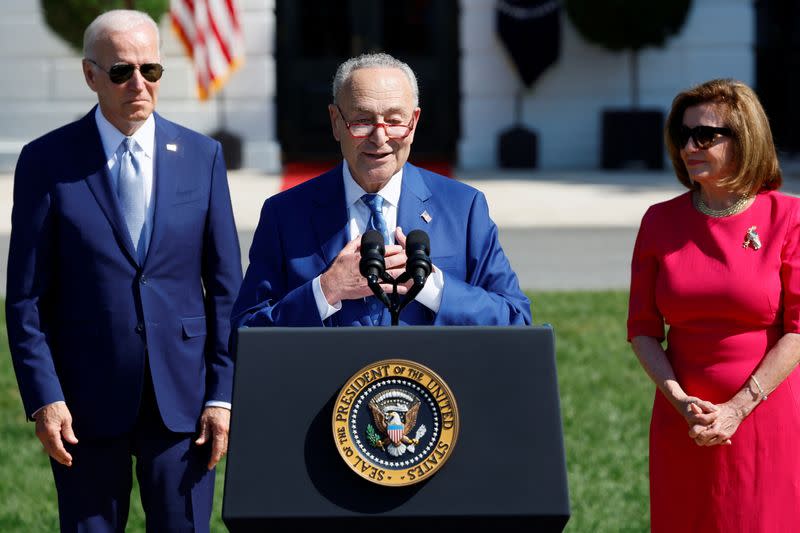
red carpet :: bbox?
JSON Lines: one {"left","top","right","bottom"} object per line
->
{"left": 281, "top": 162, "right": 336, "bottom": 191}
{"left": 281, "top": 160, "right": 453, "bottom": 191}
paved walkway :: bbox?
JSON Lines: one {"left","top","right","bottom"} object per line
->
{"left": 0, "top": 169, "right": 686, "bottom": 234}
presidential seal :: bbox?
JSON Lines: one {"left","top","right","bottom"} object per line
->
{"left": 332, "top": 359, "right": 459, "bottom": 487}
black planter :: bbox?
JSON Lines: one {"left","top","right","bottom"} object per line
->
{"left": 210, "top": 129, "right": 244, "bottom": 170}
{"left": 498, "top": 126, "right": 538, "bottom": 169}
{"left": 601, "top": 109, "right": 664, "bottom": 170}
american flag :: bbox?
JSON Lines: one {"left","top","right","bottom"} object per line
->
{"left": 170, "top": 0, "right": 245, "bottom": 100}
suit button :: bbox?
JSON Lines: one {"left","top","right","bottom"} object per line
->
{"left": 135, "top": 323, "right": 144, "bottom": 333}
{"left": 140, "top": 276, "right": 147, "bottom": 285}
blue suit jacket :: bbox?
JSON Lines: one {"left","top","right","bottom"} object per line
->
{"left": 5, "top": 109, "right": 242, "bottom": 438}
{"left": 232, "top": 163, "right": 530, "bottom": 327}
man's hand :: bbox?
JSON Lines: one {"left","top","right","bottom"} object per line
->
{"left": 34, "top": 401, "right": 78, "bottom": 467}
{"left": 319, "top": 235, "right": 369, "bottom": 303}
{"left": 387, "top": 227, "right": 413, "bottom": 292}
{"left": 320, "top": 234, "right": 409, "bottom": 302}
{"left": 195, "top": 406, "right": 231, "bottom": 470}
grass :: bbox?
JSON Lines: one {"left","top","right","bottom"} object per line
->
{"left": 537, "top": 291, "right": 652, "bottom": 532}
{"left": 0, "top": 292, "right": 652, "bottom": 531}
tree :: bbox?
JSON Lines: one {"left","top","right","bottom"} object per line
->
{"left": 41, "top": 0, "right": 169, "bottom": 54}
{"left": 564, "top": 0, "right": 691, "bottom": 108}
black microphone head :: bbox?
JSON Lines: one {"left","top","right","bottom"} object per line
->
{"left": 359, "top": 230, "right": 386, "bottom": 279}
{"left": 361, "top": 230, "right": 386, "bottom": 256}
{"left": 406, "top": 230, "right": 430, "bottom": 256}
{"left": 405, "top": 229, "right": 431, "bottom": 281}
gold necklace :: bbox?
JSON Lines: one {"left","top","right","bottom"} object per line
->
{"left": 692, "top": 191, "right": 753, "bottom": 218}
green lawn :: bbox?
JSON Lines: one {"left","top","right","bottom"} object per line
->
{"left": 0, "top": 292, "right": 652, "bottom": 531}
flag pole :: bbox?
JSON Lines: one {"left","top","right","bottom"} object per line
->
{"left": 217, "top": 89, "right": 227, "bottom": 130}
{"left": 210, "top": 88, "right": 243, "bottom": 169}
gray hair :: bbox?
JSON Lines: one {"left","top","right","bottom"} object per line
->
{"left": 83, "top": 10, "right": 160, "bottom": 59}
{"left": 332, "top": 53, "right": 419, "bottom": 107}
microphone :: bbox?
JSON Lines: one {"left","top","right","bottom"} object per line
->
{"left": 359, "top": 230, "right": 386, "bottom": 284}
{"left": 405, "top": 230, "right": 432, "bottom": 286}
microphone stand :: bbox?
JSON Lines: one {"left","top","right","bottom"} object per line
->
{"left": 367, "top": 271, "right": 426, "bottom": 326}
{"left": 361, "top": 229, "right": 431, "bottom": 326}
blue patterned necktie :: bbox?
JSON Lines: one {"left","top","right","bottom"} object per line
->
{"left": 361, "top": 193, "right": 391, "bottom": 245}
{"left": 117, "top": 137, "right": 146, "bottom": 260}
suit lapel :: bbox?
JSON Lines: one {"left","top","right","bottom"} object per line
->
{"left": 81, "top": 111, "right": 139, "bottom": 265}
{"left": 312, "top": 164, "right": 349, "bottom": 265}
{"left": 145, "top": 115, "right": 177, "bottom": 267}
{"left": 397, "top": 163, "right": 432, "bottom": 235}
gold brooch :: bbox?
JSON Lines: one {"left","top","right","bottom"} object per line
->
{"left": 743, "top": 226, "right": 761, "bottom": 250}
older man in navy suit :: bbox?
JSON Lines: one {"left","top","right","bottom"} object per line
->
{"left": 232, "top": 53, "right": 530, "bottom": 328}
{"left": 5, "top": 10, "right": 241, "bottom": 531}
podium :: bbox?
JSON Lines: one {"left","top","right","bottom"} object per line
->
{"left": 223, "top": 326, "right": 570, "bottom": 531}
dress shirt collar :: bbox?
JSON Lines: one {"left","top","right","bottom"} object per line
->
{"left": 342, "top": 161, "right": 403, "bottom": 209}
{"left": 94, "top": 106, "right": 155, "bottom": 161}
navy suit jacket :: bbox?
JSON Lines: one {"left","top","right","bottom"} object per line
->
{"left": 5, "top": 109, "right": 242, "bottom": 438}
{"left": 232, "top": 163, "right": 530, "bottom": 328}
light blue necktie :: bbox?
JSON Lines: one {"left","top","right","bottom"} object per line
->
{"left": 361, "top": 193, "right": 391, "bottom": 245}
{"left": 117, "top": 137, "right": 146, "bottom": 260}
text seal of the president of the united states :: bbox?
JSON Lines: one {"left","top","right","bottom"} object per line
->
{"left": 332, "top": 359, "right": 459, "bottom": 487}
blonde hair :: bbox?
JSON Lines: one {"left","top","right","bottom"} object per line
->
{"left": 664, "top": 79, "right": 781, "bottom": 195}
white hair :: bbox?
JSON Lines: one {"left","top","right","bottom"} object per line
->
{"left": 83, "top": 10, "right": 160, "bottom": 59}
{"left": 332, "top": 53, "right": 419, "bottom": 107}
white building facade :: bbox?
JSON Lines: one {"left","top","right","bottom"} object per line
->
{"left": 0, "top": 0, "right": 753, "bottom": 172}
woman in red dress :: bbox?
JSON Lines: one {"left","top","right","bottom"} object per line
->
{"left": 628, "top": 79, "right": 800, "bottom": 532}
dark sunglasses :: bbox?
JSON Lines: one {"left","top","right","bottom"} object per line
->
{"left": 678, "top": 125, "right": 732, "bottom": 150}
{"left": 87, "top": 59, "right": 164, "bottom": 84}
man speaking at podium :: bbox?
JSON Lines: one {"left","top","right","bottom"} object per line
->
{"left": 232, "top": 53, "right": 530, "bottom": 328}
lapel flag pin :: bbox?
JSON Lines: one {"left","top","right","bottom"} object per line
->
{"left": 421, "top": 210, "right": 432, "bottom": 223}
{"left": 166, "top": 143, "right": 177, "bottom": 152}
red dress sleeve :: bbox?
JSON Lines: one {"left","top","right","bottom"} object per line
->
{"left": 781, "top": 200, "right": 800, "bottom": 333}
{"left": 628, "top": 206, "right": 666, "bottom": 341}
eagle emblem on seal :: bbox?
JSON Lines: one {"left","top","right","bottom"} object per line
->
{"left": 366, "top": 388, "right": 427, "bottom": 457}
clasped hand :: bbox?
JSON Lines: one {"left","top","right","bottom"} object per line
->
{"left": 678, "top": 396, "right": 743, "bottom": 447}
{"left": 320, "top": 227, "right": 412, "bottom": 304}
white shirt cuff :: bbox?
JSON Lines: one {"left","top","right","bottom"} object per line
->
{"left": 414, "top": 265, "right": 444, "bottom": 312}
{"left": 313, "top": 275, "right": 342, "bottom": 320}
{"left": 204, "top": 401, "right": 231, "bottom": 410}
{"left": 31, "top": 400, "right": 67, "bottom": 420}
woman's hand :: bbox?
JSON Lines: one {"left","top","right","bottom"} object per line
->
{"left": 688, "top": 402, "right": 742, "bottom": 446}
{"left": 673, "top": 395, "right": 718, "bottom": 427}
{"left": 629, "top": 336, "right": 737, "bottom": 446}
